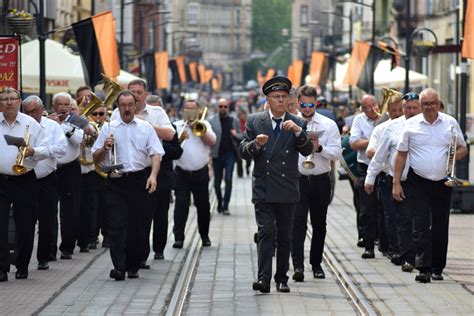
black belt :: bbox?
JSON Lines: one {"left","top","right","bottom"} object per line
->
{"left": 301, "top": 172, "right": 329, "bottom": 180}
{"left": 57, "top": 159, "right": 78, "bottom": 168}
{"left": 175, "top": 165, "right": 207, "bottom": 176}
{"left": 114, "top": 169, "right": 146, "bottom": 178}
{"left": 0, "top": 169, "right": 35, "bottom": 181}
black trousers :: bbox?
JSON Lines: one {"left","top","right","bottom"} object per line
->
{"left": 292, "top": 173, "right": 330, "bottom": 270}
{"left": 56, "top": 160, "right": 82, "bottom": 255}
{"left": 89, "top": 172, "right": 107, "bottom": 243}
{"left": 37, "top": 171, "right": 58, "bottom": 263}
{"left": 255, "top": 201, "right": 295, "bottom": 283}
{"left": 106, "top": 170, "right": 147, "bottom": 273}
{"left": 78, "top": 171, "right": 99, "bottom": 249}
{"left": 349, "top": 179, "right": 363, "bottom": 240}
{"left": 405, "top": 169, "right": 452, "bottom": 273}
{"left": 356, "top": 163, "right": 378, "bottom": 250}
{"left": 0, "top": 171, "right": 38, "bottom": 273}
{"left": 393, "top": 180, "right": 415, "bottom": 265}
{"left": 173, "top": 166, "right": 210, "bottom": 242}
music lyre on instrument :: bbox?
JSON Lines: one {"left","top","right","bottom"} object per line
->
{"left": 12, "top": 125, "right": 30, "bottom": 175}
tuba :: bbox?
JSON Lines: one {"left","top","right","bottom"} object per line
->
{"left": 103, "top": 75, "right": 123, "bottom": 110}
{"left": 379, "top": 87, "right": 402, "bottom": 115}
{"left": 12, "top": 125, "right": 30, "bottom": 175}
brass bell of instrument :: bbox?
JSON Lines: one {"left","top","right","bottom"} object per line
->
{"left": 12, "top": 125, "right": 30, "bottom": 175}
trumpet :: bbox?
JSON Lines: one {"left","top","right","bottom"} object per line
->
{"left": 12, "top": 125, "right": 30, "bottom": 175}
{"left": 302, "top": 154, "right": 315, "bottom": 169}
{"left": 101, "top": 132, "right": 124, "bottom": 178}
{"left": 191, "top": 107, "right": 208, "bottom": 137}
{"left": 444, "top": 126, "right": 470, "bottom": 187}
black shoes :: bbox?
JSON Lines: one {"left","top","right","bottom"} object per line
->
{"left": 390, "top": 253, "right": 402, "bottom": 266}
{"left": 173, "top": 240, "right": 183, "bottom": 249}
{"left": 401, "top": 261, "right": 415, "bottom": 273}
{"left": 252, "top": 280, "right": 270, "bottom": 293}
{"left": 357, "top": 238, "right": 365, "bottom": 248}
{"left": 313, "top": 266, "right": 326, "bottom": 279}
{"left": 60, "top": 252, "right": 72, "bottom": 260}
{"left": 109, "top": 269, "right": 125, "bottom": 281}
{"left": 38, "top": 262, "right": 49, "bottom": 270}
{"left": 222, "top": 209, "right": 230, "bottom": 215}
{"left": 202, "top": 236, "right": 211, "bottom": 247}
{"left": 15, "top": 270, "right": 28, "bottom": 280}
{"left": 127, "top": 271, "right": 139, "bottom": 279}
{"left": 361, "top": 249, "right": 375, "bottom": 259}
{"left": 415, "top": 272, "right": 431, "bottom": 283}
{"left": 432, "top": 273, "right": 444, "bottom": 281}
{"left": 154, "top": 252, "right": 164, "bottom": 260}
{"left": 276, "top": 282, "right": 291, "bottom": 293}
{"left": 102, "top": 238, "right": 110, "bottom": 248}
{"left": 140, "top": 261, "right": 150, "bottom": 269}
{"left": 80, "top": 246, "right": 90, "bottom": 253}
{"left": 292, "top": 268, "right": 304, "bottom": 282}
{"left": 0, "top": 271, "right": 7, "bottom": 282}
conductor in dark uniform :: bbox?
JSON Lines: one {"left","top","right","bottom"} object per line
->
{"left": 240, "top": 76, "right": 313, "bottom": 293}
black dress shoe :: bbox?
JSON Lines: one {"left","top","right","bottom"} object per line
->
{"left": 48, "top": 255, "right": 57, "bottom": 262}
{"left": 276, "top": 282, "right": 290, "bottom": 293}
{"left": 154, "top": 252, "right": 164, "bottom": 260}
{"left": 140, "top": 262, "right": 150, "bottom": 269}
{"left": 102, "top": 238, "right": 110, "bottom": 248}
{"left": 361, "top": 249, "right": 375, "bottom": 259}
{"left": 109, "top": 269, "right": 125, "bottom": 281}
{"left": 38, "top": 262, "right": 49, "bottom": 270}
{"left": 252, "top": 280, "right": 270, "bottom": 293}
{"left": 15, "top": 270, "right": 28, "bottom": 279}
{"left": 253, "top": 232, "right": 259, "bottom": 244}
{"left": 432, "top": 273, "right": 444, "bottom": 281}
{"left": 127, "top": 271, "right": 139, "bottom": 279}
{"left": 390, "top": 253, "right": 402, "bottom": 265}
{"left": 173, "top": 240, "right": 183, "bottom": 249}
{"left": 415, "top": 272, "right": 431, "bottom": 283}
{"left": 88, "top": 242, "right": 97, "bottom": 250}
{"left": 80, "top": 247, "right": 90, "bottom": 253}
{"left": 60, "top": 252, "right": 72, "bottom": 260}
{"left": 0, "top": 271, "right": 7, "bottom": 282}
{"left": 202, "top": 236, "right": 211, "bottom": 247}
{"left": 401, "top": 262, "right": 415, "bottom": 272}
{"left": 292, "top": 267, "right": 304, "bottom": 282}
{"left": 313, "top": 266, "right": 326, "bottom": 279}
{"left": 222, "top": 209, "right": 230, "bottom": 215}
{"left": 357, "top": 238, "right": 365, "bottom": 248}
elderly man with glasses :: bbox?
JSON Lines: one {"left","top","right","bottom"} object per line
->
{"left": 393, "top": 88, "right": 467, "bottom": 283}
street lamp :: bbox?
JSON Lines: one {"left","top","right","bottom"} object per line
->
{"left": 342, "top": 0, "right": 375, "bottom": 94}
{"left": 403, "top": 28, "right": 438, "bottom": 93}
{"left": 322, "top": 10, "right": 353, "bottom": 100}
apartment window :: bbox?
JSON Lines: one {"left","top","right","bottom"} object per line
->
{"left": 188, "top": 3, "right": 198, "bottom": 25}
{"left": 300, "top": 5, "right": 308, "bottom": 26}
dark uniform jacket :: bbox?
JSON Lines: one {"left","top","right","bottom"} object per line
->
{"left": 239, "top": 111, "right": 313, "bottom": 203}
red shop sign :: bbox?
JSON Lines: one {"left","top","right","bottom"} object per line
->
{"left": 0, "top": 37, "right": 19, "bottom": 90}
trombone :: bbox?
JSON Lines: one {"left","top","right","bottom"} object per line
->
{"left": 12, "top": 125, "right": 30, "bottom": 175}
{"left": 191, "top": 107, "right": 208, "bottom": 137}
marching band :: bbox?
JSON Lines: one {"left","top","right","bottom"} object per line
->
{"left": 0, "top": 77, "right": 468, "bottom": 290}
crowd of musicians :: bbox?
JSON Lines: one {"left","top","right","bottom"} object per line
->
{"left": 0, "top": 75, "right": 467, "bottom": 292}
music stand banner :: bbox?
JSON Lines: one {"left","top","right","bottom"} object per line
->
{"left": 0, "top": 36, "right": 19, "bottom": 90}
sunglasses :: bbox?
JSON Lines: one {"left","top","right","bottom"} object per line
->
{"left": 299, "top": 102, "right": 315, "bottom": 109}
{"left": 91, "top": 112, "right": 105, "bottom": 116}
{"left": 218, "top": 105, "right": 228, "bottom": 109}
{"left": 403, "top": 92, "right": 419, "bottom": 101}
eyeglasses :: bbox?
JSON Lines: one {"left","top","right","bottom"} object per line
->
{"left": 23, "top": 107, "right": 41, "bottom": 115}
{"left": 91, "top": 112, "right": 105, "bottom": 116}
{"left": 0, "top": 97, "right": 20, "bottom": 103}
{"left": 218, "top": 105, "right": 228, "bottom": 109}
{"left": 421, "top": 101, "right": 439, "bottom": 108}
{"left": 403, "top": 92, "right": 419, "bottom": 101}
{"left": 268, "top": 94, "right": 289, "bottom": 100}
{"left": 299, "top": 102, "right": 315, "bottom": 109}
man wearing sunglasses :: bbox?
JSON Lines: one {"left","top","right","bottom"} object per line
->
{"left": 393, "top": 88, "right": 467, "bottom": 283}
{"left": 291, "top": 85, "right": 341, "bottom": 282}
{"left": 240, "top": 76, "right": 313, "bottom": 294}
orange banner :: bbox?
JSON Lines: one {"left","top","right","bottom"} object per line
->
{"left": 204, "top": 69, "right": 213, "bottom": 84}
{"left": 198, "top": 64, "right": 206, "bottom": 84}
{"left": 292, "top": 59, "right": 304, "bottom": 87}
{"left": 309, "top": 51, "right": 326, "bottom": 86}
{"left": 154, "top": 51, "right": 168, "bottom": 89}
{"left": 175, "top": 55, "right": 187, "bottom": 84}
{"left": 257, "top": 70, "right": 264, "bottom": 86}
{"left": 343, "top": 41, "right": 371, "bottom": 86}
{"left": 287, "top": 65, "right": 295, "bottom": 85}
{"left": 462, "top": 0, "right": 474, "bottom": 58}
{"left": 265, "top": 68, "right": 275, "bottom": 81}
{"left": 189, "top": 62, "right": 198, "bottom": 82}
{"left": 91, "top": 11, "right": 120, "bottom": 78}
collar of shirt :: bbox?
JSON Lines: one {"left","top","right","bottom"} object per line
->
{"left": 0, "top": 112, "right": 21, "bottom": 128}
{"left": 116, "top": 116, "right": 139, "bottom": 126}
{"left": 420, "top": 112, "right": 444, "bottom": 125}
{"left": 269, "top": 109, "right": 286, "bottom": 121}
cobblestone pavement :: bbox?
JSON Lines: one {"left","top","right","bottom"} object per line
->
{"left": 1, "top": 174, "right": 472, "bottom": 315}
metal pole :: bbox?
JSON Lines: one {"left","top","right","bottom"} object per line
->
{"left": 120, "top": 0, "right": 124, "bottom": 69}
{"left": 38, "top": 0, "right": 46, "bottom": 103}
{"left": 370, "top": 1, "right": 375, "bottom": 94}
{"left": 139, "top": 10, "right": 143, "bottom": 77}
{"left": 91, "top": 0, "right": 95, "bottom": 15}
{"left": 404, "top": 0, "right": 411, "bottom": 93}
{"left": 348, "top": 10, "right": 353, "bottom": 101}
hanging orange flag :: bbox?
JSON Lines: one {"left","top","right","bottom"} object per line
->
{"left": 154, "top": 51, "right": 168, "bottom": 89}
{"left": 287, "top": 64, "right": 295, "bottom": 85}
{"left": 309, "top": 52, "right": 326, "bottom": 86}
{"left": 198, "top": 64, "right": 206, "bottom": 84}
{"left": 462, "top": 0, "right": 474, "bottom": 58}
{"left": 257, "top": 70, "right": 264, "bottom": 86}
{"left": 175, "top": 56, "right": 187, "bottom": 84}
{"left": 292, "top": 59, "right": 304, "bottom": 87}
{"left": 343, "top": 41, "right": 371, "bottom": 86}
{"left": 265, "top": 68, "right": 275, "bottom": 81}
{"left": 189, "top": 62, "right": 198, "bottom": 82}
{"left": 204, "top": 69, "right": 213, "bottom": 83}
{"left": 91, "top": 11, "right": 120, "bottom": 79}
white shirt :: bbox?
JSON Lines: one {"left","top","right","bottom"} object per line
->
{"left": 349, "top": 113, "right": 377, "bottom": 165}
{"left": 397, "top": 112, "right": 466, "bottom": 181}
{"left": 366, "top": 116, "right": 410, "bottom": 185}
{"left": 92, "top": 117, "right": 164, "bottom": 173}
{"left": 57, "top": 120, "right": 84, "bottom": 164}
{"left": 175, "top": 119, "right": 216, "bottom": 171}
{"left": 298, "top": 113, "right": 341, "bottom": 175}
{"left": 0, "top": 112, "right": 49, "bottom": 175}
{"left": 366, "top": 119, "right": 392, "bottom": 174}
{"left": 34, "top": 117, "right": 68, "bottom": 179}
